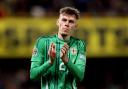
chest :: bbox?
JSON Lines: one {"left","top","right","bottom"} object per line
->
{"left": 43, "top": 41, "right": 79, "bottom": 72}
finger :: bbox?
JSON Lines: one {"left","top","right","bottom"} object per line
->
{"left": 61, "top": 47, "right": 67, "bottom": 53}
{"left": 63, "top": 46, "right": 69, "bottom": 51}
{"left": 62, "top": 46, "right": 69, "bottom": 54}
{"left": 50, "top": 43, "right": 56, "bottom": 58}
{"left": 48, "top": 43, "right": 53, "bottom": 54}
{"left": 62, "top": 46, "right": 69, "bottom": 53}
{"left": 63, "top": 43, "right": 69, "bottom": 50}
{"left": 60, "top": 51, "right": 63, "bottom": 57}
{"left": 52, "top": 44, "right": 56, "bottom": 50}
{"left": 50, "top": 43, "right": 54, "bottom": 49}
{"left": 61, "top": 48, "right": 66, "bottom": 54}
{"left": 52, "top": 43, "right": 56, "bottom": 53}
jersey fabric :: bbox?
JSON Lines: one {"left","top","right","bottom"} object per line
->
{"left": 30, "top": 34, "right": 86, "bottom": 89}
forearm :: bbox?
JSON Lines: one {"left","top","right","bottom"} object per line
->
{"left": 65, "top": 60, "right": 85, "bottom": 81}
{"left": 30, "top": 61, "right": 52, "bottom": 80}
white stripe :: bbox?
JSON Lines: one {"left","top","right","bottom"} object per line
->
{"left": 46, "top": 81, "right": 48, "bottom": 89}
{"left": 72, "top": 79, "right": 77, "bottom": 89}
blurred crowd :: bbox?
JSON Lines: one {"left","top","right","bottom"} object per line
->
{"left": 0, "top": 59, "right": 40, "bottom": 89}
{"left": 0, "top": 0, "right": 128, "bottom": 18}
{"left": 0, "top": 59, "right": 128, "bottom": 89}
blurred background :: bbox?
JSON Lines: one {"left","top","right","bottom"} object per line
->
{"left": 0, "top": 0, "right": 128, "bottom": 89}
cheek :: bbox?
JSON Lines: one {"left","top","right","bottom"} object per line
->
{"left": 58, "top": 22, "right": 62, "bottom": 27}
{"left": 70, "top": 24, "right": 76, "bottom": 29}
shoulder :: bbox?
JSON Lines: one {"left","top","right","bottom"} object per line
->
{"left": 71, "top": 36, "right": 86, "bottom": 45}
{"left": 35, "top": 35, "right": 56, "bottom": 46}
{"left": 36, "top": 35, "right": 56, "bottom": 42}
{"left": 37, "top": 35, "right": 56, "bottom": 40}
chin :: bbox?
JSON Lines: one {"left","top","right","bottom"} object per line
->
{"left": 61, "top": 33, "right": 68, "bottom": 36}
{"left": 62, "top": 31, "right": 69, "bottom": 34}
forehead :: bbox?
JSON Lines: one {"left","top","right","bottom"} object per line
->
{"left": 59, "top": 14, "right": 76, "bottom": 21}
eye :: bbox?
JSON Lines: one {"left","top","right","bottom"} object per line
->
{"left": 62, "top": 18, "right": 67, "bottom": 22}
{"left": 69, "top": 20, "right": 74, "bottom": 23}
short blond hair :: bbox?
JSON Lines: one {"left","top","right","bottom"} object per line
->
{"left": 59, "top": 7, "right": 80, "bottom": 19}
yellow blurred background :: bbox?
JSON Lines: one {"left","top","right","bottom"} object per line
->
{"left": 0, "top": 17, "right": 128, "bottom": 58}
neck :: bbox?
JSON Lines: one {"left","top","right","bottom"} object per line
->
{"left": 58, "top": 33, "right": 70, "bottom": 41}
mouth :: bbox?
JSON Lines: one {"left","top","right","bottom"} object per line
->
{"left": 63, "top": 28, "right": 69, "bottom": 32}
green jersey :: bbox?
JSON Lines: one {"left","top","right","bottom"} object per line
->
{"left": 30, "top": 34, "right": 86, "bottom": 89}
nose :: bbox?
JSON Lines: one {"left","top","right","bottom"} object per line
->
{"left": 65, "top": 21, "right": 69, "bottom": 27}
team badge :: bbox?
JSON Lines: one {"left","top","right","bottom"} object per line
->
{"left": 32, "top": 48, "right": 38, "bottom": 56}
{"left": 70, "top": 48, "right": 77, "bottom": 55}
{"left": 80, "top": 54, "right": 85, "bottom": 60}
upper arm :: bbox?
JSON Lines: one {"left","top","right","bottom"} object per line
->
{"left": 31, "top": 38, "right": 45, "bottom": 68}
{"left": 75, "top": 40, "right": 86, "bottom": 72}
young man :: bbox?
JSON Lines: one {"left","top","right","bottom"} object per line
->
{"left": 30, "top": 7, "right": 86, "bottom": 89}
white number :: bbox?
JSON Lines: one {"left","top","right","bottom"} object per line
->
{"left": 59, "top": 62, "right": 65, "bottom": 71}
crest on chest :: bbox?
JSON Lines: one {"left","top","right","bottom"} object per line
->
{"left": 70, "top": 47, "right": 77, "bottom": 55}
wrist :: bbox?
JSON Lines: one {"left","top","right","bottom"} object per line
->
{"left": 49, "top": 59, "right": 54, "bottom": 65}
{"left": 62, "top": 56, "right": 69, "bottom": 64}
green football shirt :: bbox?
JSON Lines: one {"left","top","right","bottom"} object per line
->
{"left": 30, "top": 34, "right": 86, "bottom": 89}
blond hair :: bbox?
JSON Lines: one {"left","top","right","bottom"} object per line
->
{"left": 59, "top": 7, "right": 80, "bottom": 19}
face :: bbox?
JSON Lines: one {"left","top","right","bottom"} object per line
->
{"left": 57, "top": 14, "right": 77, "bottom": 36}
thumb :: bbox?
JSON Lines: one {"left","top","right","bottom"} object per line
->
{"left": 52, "top": 44, "right": 56, "bottom": 52}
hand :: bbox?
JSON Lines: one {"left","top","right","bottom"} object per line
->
{"left": 48, "top": 43, "right": 56, "bottom": 64}
{"left": 60, "top": 43, "right": 69, "bottom": 63}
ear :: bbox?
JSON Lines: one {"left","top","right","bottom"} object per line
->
{"left": 75, "top": 23, "right": 78, "bottom": 28}
{"left": 56, "top": 19, "right": 59, "bottom": 26}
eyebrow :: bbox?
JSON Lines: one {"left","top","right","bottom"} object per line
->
{"left": 62, "top": 18, "right": 75, "bottom": 23}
